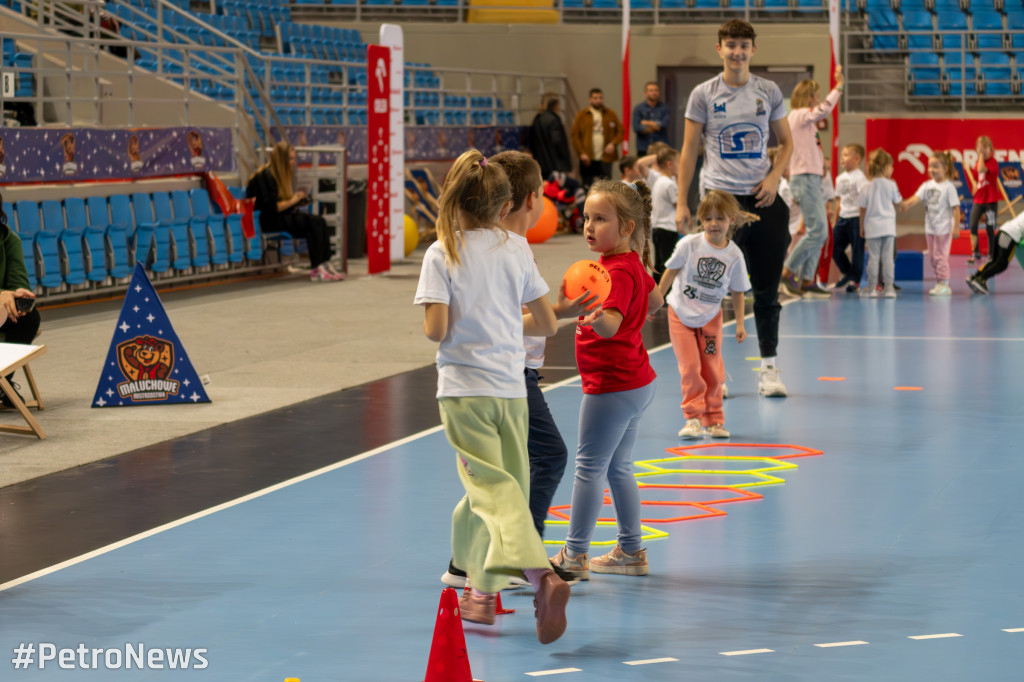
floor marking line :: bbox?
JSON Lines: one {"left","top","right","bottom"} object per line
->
{"left": 525, "top": 668, "right": 583, "bottom": 676}
{"left": 909, "top": 633, "right": 962, "bottom": 640}
{"left": 814, "top": 641, "right": 869, "bottom": 648}
{"left": 623, "top": 657, "right": 679, "bottom": 665}
{"left": 780, "top": 334, "right": 1024, "bottom": 342}
{"left": 1003, "top": 628, "right": 1024, "bottom": 632}
{"left": 719, "top": 649, "right": 774, "bottom": 656}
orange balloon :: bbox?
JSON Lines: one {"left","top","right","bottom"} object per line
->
{"left": 527, "top": 197, "right": 558, "bottom": 244}
{"left": 563, "top": 259, "right": 611, "bottom": 305}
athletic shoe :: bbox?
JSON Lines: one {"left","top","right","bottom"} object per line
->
{"left": 443, "top": 559, "right": 526, "bottom": 589}
{"left": 722, "top": 383, "right": 729, "bottom": 399}
{"left": 845, "top": 282, "right": 860, "bottom": 293}
{"left": 550, "top": 546, "right": 589, "bottom": 581}
{"left": 938, "top": 283, "right": 953, "bottom": 296}
{"left": 929, "top": 283, "right": 952, "bottom": 297}
{"left": 441, "top": 560, "right": 468, "bottom": 589}
{"left": 859, "top": 288, "right": 878, "bottom": 298}
{"left": 780, "top": 276, "right": 803, "bottom": 297}
{"left": 550, "top": 562, "right": 582, "bottom": 586}
{"left": 882, "top": 287, "right": 897, "bottom": 298}
{"left": 323, "top": 262, "right": 347, "bottom": 280}
{"left": 801, "top": 284, "right": 831, "bottom": 299}
{"left": 706, "top": 423, "right": 731, "bottom": 439}
{"left": 677, "top": 418, "right": 704, "bottom": 439}
{"left": 967, "top": 253, "right": 979, "bottom": 264}
{"left": 590, "top": 546, "right": 649, "bottom": 576}
{"left": 967, "top": 276, "right": 989, "bottom": 295}
{"left": 757, "top": 367, "right": 788, "bottom": 397}
{"left": 928, "top": 283, "right": 942, "bottom": 295}
{"left": 893, "top": 283, "right": 902, "bottom": 291}
{"left": 310, "top": 265, "right": 344, "bottom": 282}
{"left": 459, "top": 589, "right": 496, "bottom": 626}
{"left": 0, "top": 381, "right": 24, "bottom": 410}
{"left": 533, "top": 571, "right": 570, "bottom": 644}
{"left": 830, "top": 276, "right": 851, "bottom": 291}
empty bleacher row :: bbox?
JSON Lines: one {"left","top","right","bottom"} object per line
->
{"left": 1, "top": 190, "right": 273, "bottom": 294}
{"left": 861, "top": 0, "right": 1024, "bottom": 97}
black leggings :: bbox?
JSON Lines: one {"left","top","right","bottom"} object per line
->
{"left": 652, "top": 228, "right": 681, "bottom": 286}
{"left": 730, "top": 194, "right": 791, "bottom": 359}
{"left": 274, "top": 211, "right": 333, "bottom": 268}
{"left": 975, "top": 231, "right": 1016, "bottom": 282}
{"left": 969, "top": 202, "right": 997, "bottom": 255}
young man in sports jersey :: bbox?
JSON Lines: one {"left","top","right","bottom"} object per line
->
{"left": 674, "top": 19, "right": 794, "bottom": 397}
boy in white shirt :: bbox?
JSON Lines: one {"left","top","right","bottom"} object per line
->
{"left": 648, "top": 146, "right": 682, "bottom": 282}
{"left": 831, "top": 144, "right": 868, "bottom": 292}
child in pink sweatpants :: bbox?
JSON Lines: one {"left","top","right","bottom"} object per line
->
{"left": 899, "top": 151, "right": 960, "bottom": 296}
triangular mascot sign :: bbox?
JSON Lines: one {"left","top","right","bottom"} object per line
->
{"left": 92, "top": 264, "right": 210, "bottom": 407}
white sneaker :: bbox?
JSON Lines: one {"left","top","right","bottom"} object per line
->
{"left": 678, "top": 418, "right": 704, "bottom": 439}
{"left": 859, "top": 288, "right": 879, "bottom": 298}
{"left": 706, "top": 423, "right": 730, "bottom": 438}
{"left": 721, "top": 383, "right": 729, "bottom": 399}
{"left": 931, "top": 283, "right": 952, "bottom": 296}
{"left": 757, "top": 367, "right": 788, "bottom": 397}
{"left": 928, "top": 283, "right": 942, "bottom": 295}
{"left": 882, "top": 287, "right": 897, "bottom": 298}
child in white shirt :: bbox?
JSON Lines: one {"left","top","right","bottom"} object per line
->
{"left": 832, "top": 144, "right": 869, "bottom": 292}
{"left": 899, "top": 151, "right": 960, "bottom": 296}
{"left": 856, "top": 148, "right": 902, "bottom": 298}
{"left": 656, "top": 190, "right": 752, "bottom": 440}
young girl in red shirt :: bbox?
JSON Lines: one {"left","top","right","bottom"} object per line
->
{"left": 968, "top": 135, "right": 1000, "bottom": 264}
{"left": 551, "top": 179, "right": 665, "bottom": 580}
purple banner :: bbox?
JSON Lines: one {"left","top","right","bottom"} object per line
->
{"left": 0, "top": 127, "right": 234, "bottom": 184}
{"left": 271, "top": 126, "right": 526, "bottom": 165}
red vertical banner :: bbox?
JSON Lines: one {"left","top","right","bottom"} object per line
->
{"left": 367, "top": 45, "right": 391, "bottom": 275}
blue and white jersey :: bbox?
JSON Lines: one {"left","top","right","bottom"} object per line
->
{"left": 685, "top": 74, "right": 787, "bottom": 196}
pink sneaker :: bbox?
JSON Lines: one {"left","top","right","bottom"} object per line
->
{"left": 310, "top": 265, "right": 343, "bottom": 282}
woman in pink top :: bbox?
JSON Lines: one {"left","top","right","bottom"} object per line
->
{"left": 780, "top": 66, "right": 845, "bottom": 298}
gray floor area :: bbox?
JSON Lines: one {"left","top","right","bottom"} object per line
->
{"left": 0, "top": 232, "right": 593, "bottom": 489}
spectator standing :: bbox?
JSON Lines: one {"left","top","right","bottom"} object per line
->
{"left": 570, "top": 88, "right": 624, "bottom": 191}
{"left": 632, "top": 82, "right": 671, "bottom": 157}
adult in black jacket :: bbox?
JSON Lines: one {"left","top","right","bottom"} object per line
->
{"left": 0, "top": 196, "right": 40, "bottom": 407}
{"left": 246, "top": 141, "right": 344, "bottom": 281}
{"left": 528, "top": 94, "right": 572, "bottom": 181}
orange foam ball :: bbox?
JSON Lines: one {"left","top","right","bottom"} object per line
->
{"left": 563, "top": 259, "right": 612, "bottom": 305}
{"left": 527, "top": 197, "right": 558, "bottom": 244}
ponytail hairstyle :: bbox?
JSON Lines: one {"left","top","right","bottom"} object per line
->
{"left": 930, "top": 150, "right": 955, "bottom": 182}
{"left": 697, "top": 190, "right": 759, "bottom": 236}
{"left": 866, "top": 148, "right": 893, "bottom": 179}
{"left": 588, "top": 179, "right": 654, "bottom": 271}
{"left": 436, "top": 148, "right": 512, "bottom": 267}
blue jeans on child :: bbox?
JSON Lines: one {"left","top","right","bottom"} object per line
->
{"left": 784, "top": 173, "right": 829, "bottom": 282}
{"left": 525, "top": 367, "right": 568, "bottom": 538}
{"left": 565, "top": 381, "right": 657, "bottom": 556}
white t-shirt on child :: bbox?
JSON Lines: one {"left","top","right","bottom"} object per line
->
{"left": 914, "top": 179, "right": 959, "bottom": 235}
{"left": 999, "top": 212, "right": 1024, "bottom": 242}
{"left": 664, "top": 232, "right": 751, "bottom": 329}
{"left": 855, "top": 177, "right": 903, "bottom": 238}
{"left": 651, "top": 174, "right": 679, "bottom": 232}
{"left": 415, "top": 229, "right": 549, "bottom": 398}
{"left": 835, "top": 168, "right": 868, "bottom": 220}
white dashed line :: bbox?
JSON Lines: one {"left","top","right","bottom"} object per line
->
{"left": 814, "top": 641, "right": 869, "bottom": 648}
{"left": 623, "top": 657, "right": 679, "bottom": 665}
{"left": 909, "top": 633, "right": 962, "bottom": 640}
{"left": 719, "top": 648, "right": 774, "bottom": 656}
{"left": 525, "top": 668, "right": 582, "bottom": 677}
{"left": 1003, "top": 628, "right": 1024, "bottom": 633}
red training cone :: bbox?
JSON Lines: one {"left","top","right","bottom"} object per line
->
{"left": 495, "top": 592, "right": 515, "bottom": 615}
{"left": 423, "top": 588, "right": 481, "bottom": 682}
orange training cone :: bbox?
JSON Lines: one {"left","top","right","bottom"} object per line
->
{"left": 423, "top": 588, "right": 480, "bottom": 682}
{"left": 495, "top": 591, "right": 515, "bottom": 615}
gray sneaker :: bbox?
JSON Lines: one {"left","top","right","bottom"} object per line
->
{"left": 801, "top": 284, "right": 831, "bottom": 299}
{"left": 757, "top": 367, "right": 788, "bottom": 397}
{"left": 780, "top": 277, "right": 803, "bottom": 297}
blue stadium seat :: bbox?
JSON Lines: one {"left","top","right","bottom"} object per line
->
{"left": 15, "top": 201, "right": 62, "bottom": 289}
{"left": 935, "top": 10, "right": 968, "bottom": 49}
{"left": 943, "top": 51, "right": 979, "bottom": 95}
{"left": 903, "top": 11, "right": 936, "bottom": 49}
{"left": 971, "top": 11, "right": 1005, "bottom": 50}
{"left": 40, "top": 200, "right": 86, "bottom": 287}
{"left": 909, "top": 51, "right": 943, "bottom": 95}
{"left": 65, "top": 198, "right": 107, "bottom": 284}
{"left": 794, "top": 0, "right": 826, "bottom": 10}
{"left": 183, "top": 190, "right": 229, "bottom": 266}
{"left": 152, "top": 191, "right": 196, "bottom": 271}
{"left": 1009, "top": 13, "right": 1024, "bottom": 49}
{"left": 868, "top": 8, "right": 901, "bottom": 51}
{"left": 88, "top": 196, "right": 132, "bottom": 280}
{"left": 130, "top": 193, "right": 171, "bottom": 273}
{"left": 979, "top": 51, "right": 1013, "bottom": 94}
{"left": 3, "top": 200, "right": 36, "bottom": 290}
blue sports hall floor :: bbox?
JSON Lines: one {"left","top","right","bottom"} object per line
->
{"left": 1, "top": 255, "right": 1022, "bottom": 681}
